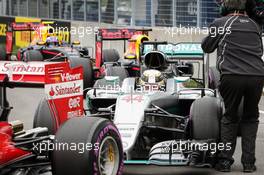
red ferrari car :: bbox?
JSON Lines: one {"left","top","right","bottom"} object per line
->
{"left": 0, "top": 61, "right": 123, "bottom": 175}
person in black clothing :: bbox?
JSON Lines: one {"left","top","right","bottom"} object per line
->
{"left": 246, "top": 0, "right": 264, "bottom": 25}
{"left": 202, "top": 0, "right": 264, "bottom": 173}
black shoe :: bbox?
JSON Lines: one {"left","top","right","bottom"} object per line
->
{"left": 243, "top": 164, "right": 257, "bottom": 173}
{"left": 189, "top": 151, "right": 213, "bottom": 168}
{"left": 215, "top": 160, "right": 233, "bottom": 172}
{"left": 189, "top": 151, "right": 201, "bottom": 167}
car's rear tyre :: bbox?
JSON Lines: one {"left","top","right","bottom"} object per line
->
{"left": 33, "top": 98, "right": 56, "bottom": 135}
{"left": 103, "top": 49, "right": 120, "bottom": 63}
{"left": 208, "top": 67, "right": 220, "bottom": 90}
{"left": 105, "top": 66, "right": 128, "bottom": 83}
{"left": 0, "top": 45, "right": 6, "bottom": 60}
{"left": 52, "top": 117, "right": 123, "bottom": 175}
{"left": 68, "top": 57, "right": 94, "bottom": 94}
{"left": 190, "top": 96, "right": 222, "bottom": 140}
{"left": 24, "top": 50, "right": 43, "bottom": 61}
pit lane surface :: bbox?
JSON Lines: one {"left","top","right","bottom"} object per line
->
{"left": 7, "top": 88, "right": 264, "bottom": 175}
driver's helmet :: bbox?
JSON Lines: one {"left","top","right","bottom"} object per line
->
{"left": 46, "top": 35, "right": 59, "bottom": 46}
{"left": 139, "top": 69, "right": 165, "bottom": 90}
{"left": 46, "top": 28, "right": 59, "bottom": 46}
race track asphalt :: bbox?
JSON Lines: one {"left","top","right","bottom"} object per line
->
{"left": 6, "top": 88, "right": 264, "bottom": 175}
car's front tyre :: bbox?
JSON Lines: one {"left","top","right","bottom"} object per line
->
{"left": 52, "top": 117, "right": 123, "bottom": 175}
{"left": 190, "top": 96, "right": 222, "bottom": 140}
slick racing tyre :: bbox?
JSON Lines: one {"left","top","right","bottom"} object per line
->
{"left": 103, "top": 49, "right": 120, "bottom": 63}
{"left": 208, "top": 67, "right": 220, "bottom": 90}
{"left": 0, "top": 45, "right": 6, "bottom": 60}
{"left": 190, "top": 96, "right": 222, "bottom": 140}
{"left": 33, "top": 98, "right": 56, "bottom": 135}
{"left": 24, "top": 50, "right": 44, "bottom": 61}
{"left": 53, "top": 117, "right": 123, "bottom": 175}
{"left": 68, "top": 57, "right": 94, "bottom": 94}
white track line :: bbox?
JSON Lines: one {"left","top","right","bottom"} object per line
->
{"left": 260, "top": 110, "right": 264, "bottom": 114}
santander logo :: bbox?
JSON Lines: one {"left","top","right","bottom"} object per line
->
{"left": 55, "top": 83, "right": 81, "bottom": 96}
{"left": 46, "top": 81, "right": 82, "bottom": 99}
{"left": 49, "top": 87, "right": 55, "bottom": 97}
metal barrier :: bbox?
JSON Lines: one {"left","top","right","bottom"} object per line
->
{"left": 0, "top": 0, "right": 220, "bottom": 27}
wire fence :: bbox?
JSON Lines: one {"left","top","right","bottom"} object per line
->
{"left": 0, "top": 0, "right": 220, "bottom": 27}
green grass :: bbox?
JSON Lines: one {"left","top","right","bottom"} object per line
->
{"left": 183, "top": 79, "right": 203, "bottom": 88}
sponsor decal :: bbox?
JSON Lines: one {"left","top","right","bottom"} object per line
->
{"left": 44, "top": 62, "right": 84, "bottom": 129}
{"left": 68, "top": 97, "right": 81, "bottom": 109}
{"left": 143, "top": 43, "right": 203, "bottom": 56}
{"left": 0, "top": 62, "right": 46, "bottom": 75}
{"left": 45, "top": 80, "right": 82, "bottom": 99}
{"left": 0, "top": 16, "right": 14, "bottom": 43}
{"left": 67, "top": 109, "right": 83, "bottom": 119}
{"left": 100, "top": 29, "right": 144, "bottom": 40}
{"left": 0, "top": 23, "right": 7, "bottom": 36}
{"left": 121, "top": 95, "right": 144, "bottom": 103}
{"left": 61, "top": 73, "right": 81, "bottom": 82}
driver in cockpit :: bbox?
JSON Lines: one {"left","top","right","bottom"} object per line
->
{"left": 138, "top": 69, "right": 165, "bottom": 92}
{"left": 46, "top": 28, "right": 59, "bottom": 46}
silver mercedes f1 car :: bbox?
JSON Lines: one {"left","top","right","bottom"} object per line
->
{"left": 85, "top": 42, "right": 223, "bottom": 167}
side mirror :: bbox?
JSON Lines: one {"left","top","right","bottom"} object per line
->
{"left": 177, "top": 63, "right": 194, "bottom": 77}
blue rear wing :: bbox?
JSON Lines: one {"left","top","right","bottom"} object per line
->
{"left": 143, "top": 43, "right": 204, "bottom": 60}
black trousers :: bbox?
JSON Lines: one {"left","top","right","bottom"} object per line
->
{"left": 218, "top": 75, "right": 264, "bottom": 164}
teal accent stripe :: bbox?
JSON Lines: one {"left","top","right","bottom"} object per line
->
{"left": 124, "top": 160, "right": 149, "bottom": 164}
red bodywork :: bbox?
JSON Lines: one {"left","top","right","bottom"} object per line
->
{"left": 5, "top": 22, "right": 45, "bottom": 60}
{"left": 0, "top": 122, "right": 31, "bottom": 166}
{"left": 44, "top": 62, "right": 84, "bottom": 130}
{"left": 0, "top": 61, "right": 84, "bottom": 166}
{"left": 0, "top": 61, "right": 58, "bottom": 85}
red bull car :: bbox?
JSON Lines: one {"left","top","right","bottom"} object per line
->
{"left": 95, "top": 28, "right": 150, "bottom": 80}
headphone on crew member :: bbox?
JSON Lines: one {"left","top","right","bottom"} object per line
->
{"left": 219, "top": 0, "right": 247, "bottom": 16}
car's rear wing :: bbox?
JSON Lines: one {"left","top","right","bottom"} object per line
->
{"left": 5, "top": 22, "right": 46, "bottom": 57}
{"left": 95, "top": 28, "right": 152, "bottom": 69}
{"left": 0, "top": 61, "right": 57, "bottom": 87}
{"left": 9, "top": 22, "right": 43, "bottom": 31}
{"left": 96, "top": 28, "right": 152, "bottom": 41}
{"left": 142, "top": 42, "right": 204, "bottom": 60}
